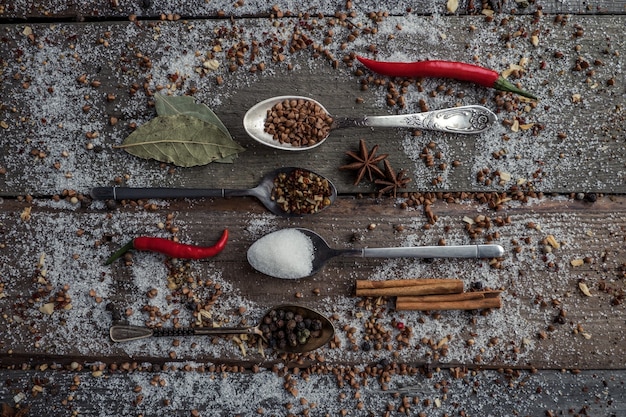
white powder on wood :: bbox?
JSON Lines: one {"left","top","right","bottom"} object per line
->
{"left": 247, "top": 228, "right": 314, "bottom": 279}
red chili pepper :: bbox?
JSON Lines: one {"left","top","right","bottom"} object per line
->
{"left": 356, "top": 55, "right": 537, "bottom": 100}
{"left": 105, "top": 229, "right": 228, "bottom": 265}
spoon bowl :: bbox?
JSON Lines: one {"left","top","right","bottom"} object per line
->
{"left": 247, "top": 228, "right": 505, "bottom": 279}
{"left": 243, "top": 96, "right": 331, "bottom": 151}
{"left": 110, "top": 304, "right": 335, "bottom": 354}
{"left": 91, "top": 167, "right": 337, "bottom": 217}
{"left": 243, "top": 95, "right": 497, "bottom": 151}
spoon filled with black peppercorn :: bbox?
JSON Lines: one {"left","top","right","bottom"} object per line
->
{"left": 244, "top": 95, "right": 497, "bottom": 151}
{"left": 91, "top": 166, "right": 337, "bottom": 217}
{"left": 109, "top": 304, "right": 335, "bottom": 354}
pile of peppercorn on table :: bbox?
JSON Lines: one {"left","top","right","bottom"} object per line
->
{"left": 1, "top": 1, "right": 625, "bottom": 416}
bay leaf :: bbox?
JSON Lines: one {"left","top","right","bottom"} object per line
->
{"left": 118, "top": 114, "right": 243, "bottom": 167}
{"left": 155, "top": 94, "right": 230, "bottom": 136}
{"left": 154, "top": 94, "right": 241, "bottom": 163}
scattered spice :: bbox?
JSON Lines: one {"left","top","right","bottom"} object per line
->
{"left": 264, "top": 98, "right": 333, "bottom": 147}
{"left": 271, "top": 168, "right": 333, "bottom": 215}
{"left": 578, "top": 281, "right": 592, "bottom": 297}
{"left": 1, "top": 403, "right": 30, "bottom": 417}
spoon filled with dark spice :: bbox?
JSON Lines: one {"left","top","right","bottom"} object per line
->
{"left": 243, "top": 96, "right": 497, "bottom": 151}
{"left": 110, "top": 304, "right": 335, "bottom": 354}
{"left": 91, "top": 167, "right": 336, "bottom": 217}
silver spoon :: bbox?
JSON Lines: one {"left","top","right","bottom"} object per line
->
{"left": 109, "top": 304, "right": 335, "bottom": 354}
{"left": 243, "top": 95, "right": 497, "bottom": 151}
{"left": 91, "top": 167, "right": 337, "bottom": 217}
{"left": 247, "top": 228, "right": 505, "bottom": 279}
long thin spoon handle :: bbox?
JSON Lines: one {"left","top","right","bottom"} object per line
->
{"left": 358, "top": 244, "right": 504, "bottom": 258}
{"left": 334, "top": 105, "right": 496, "bottom": 134}
{"left": 109, "top": 324, "right": 256, "bottom": 342}
{"left": 91, "top": 187, "right": 252, "bottom": 200}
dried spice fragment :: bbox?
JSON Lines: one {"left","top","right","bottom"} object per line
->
{"left": 447, "top": 0, "right": 459, "bottom": 12}
{"left": 271, "top": 169, "right": 333, "bottom": 215}
{"left": 545, "top": 234, "right": 560, "bottom": 249}
{"left": 578, "top": 281, "right": 592, "bottom": 297}
{"left": 39, "top": 302, "right": 55, "bottom": 315}
{"left": 1, "top": 403, "right": 30, "bottom": 417}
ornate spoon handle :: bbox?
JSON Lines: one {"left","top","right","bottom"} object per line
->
{"left": 333, "top": 105, "right": 497, "bottom": 134}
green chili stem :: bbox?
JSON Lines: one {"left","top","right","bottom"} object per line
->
{"left": 105, "top": 239, "right": 135, "bottom": 265}
{"left": 494, "top": 76, "right": 537, "bottom": 100}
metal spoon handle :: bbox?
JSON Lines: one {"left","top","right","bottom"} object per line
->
{"left": 358, "top": 244, "right": 504, "bottom": 259}
{"left": 334, "top": 105, "right": 496, "bottom": 134}
{"left": 110, "top": 324, "right": 256, "bottom": 342}
{"left": 91, "top": 186, "right": 253, "bottom": 200}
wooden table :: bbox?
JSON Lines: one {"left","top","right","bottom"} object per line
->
{"left": 1, "top": 1, "right": 625, "bottom": 416}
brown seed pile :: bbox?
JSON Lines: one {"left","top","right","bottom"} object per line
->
{"left": 264, "top": 99, "right": 333, "bottom": 147}
{"left": 271, "top": 168, "right": 333, "bottom": 214}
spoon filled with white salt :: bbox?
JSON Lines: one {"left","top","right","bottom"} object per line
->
{"left": 247, "top": 228, "right": 505, "bottom": 279}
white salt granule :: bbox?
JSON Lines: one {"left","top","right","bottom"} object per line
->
{"left": 247, "top": 228, "right": 314, "bottom": 279}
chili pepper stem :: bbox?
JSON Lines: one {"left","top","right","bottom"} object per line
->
{"left": 494, "top": 76, "right": 537, "bottom": 100}
{"left": 105, "top": 239, "right": 135, "bottom": 265}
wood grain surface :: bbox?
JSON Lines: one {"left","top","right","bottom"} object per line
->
{"left": 1, "top": 15, "right": 625, "bottom": 195}
{"left": 1, "top": 2, "right": 625, "bottom": 416}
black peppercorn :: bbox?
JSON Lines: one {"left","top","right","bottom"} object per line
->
{"left": 584, "top": 193, "right": 597, "bottom": 203}
{"left": 261, "top": 308, "right": 324, "bottom": 351}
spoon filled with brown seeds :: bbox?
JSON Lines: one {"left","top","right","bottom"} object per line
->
{"left": 243, "top": 95, "right": 497, "bottom": 151}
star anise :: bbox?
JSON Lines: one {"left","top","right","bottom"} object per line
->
{"left": 375, "top": 159, "right": 411, "bottom": 198}
{"left": 339, "top": 139, "right": 388, "bottom": 185}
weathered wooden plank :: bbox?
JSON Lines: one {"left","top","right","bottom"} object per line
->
{"left": 0, "top": 5, "right": 623, "bottom": 415}
{"left": 1, "top": 14, "right": 624, "bottom": 197}
{"left": 2, "top": 0, "right": 624, "bottom": 20}
{"left": 0, "top": 367, "right": 624, "bottom": 417}
{"left": 0, "top": 195, "right": 624, "bottom": 369}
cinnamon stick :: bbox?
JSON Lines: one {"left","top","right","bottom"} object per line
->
{"left": 356, "top": 278, "right": 459, "bottom": 290}
{"left": 396, "top": 294, "right": 502, "bottom": 311}
{"left": 398, "top": 291, "right": 501, "bottom": 303}
{"left": 355, "top": 280, "right": 463, "bottom": 297}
